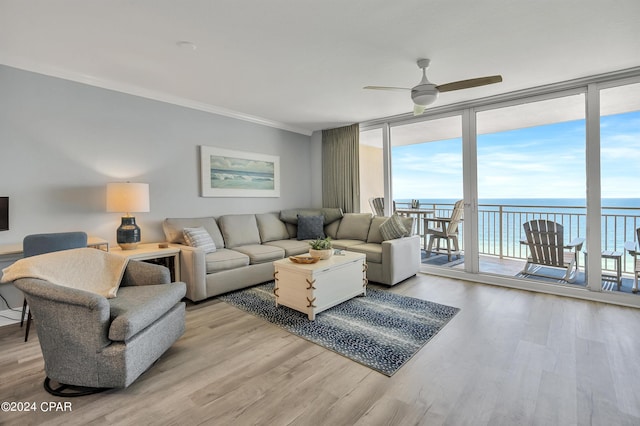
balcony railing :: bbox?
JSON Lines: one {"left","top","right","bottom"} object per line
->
{"left": 395, "top": 201, "right": 640, "bottom": 274}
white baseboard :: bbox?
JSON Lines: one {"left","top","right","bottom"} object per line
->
{"left": 0, "top": 308, "right": 22, "bottom": 327}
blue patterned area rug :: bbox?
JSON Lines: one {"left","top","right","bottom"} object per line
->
{"left": 219, "top": 282, "right": 460, "bottom": 376}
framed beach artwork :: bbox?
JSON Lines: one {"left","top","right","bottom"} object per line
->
{"left": 200, "top": 146, "right": 280, "bottom": 197}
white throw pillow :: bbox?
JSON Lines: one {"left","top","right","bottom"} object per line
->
{"left": 183, "top": 227, "right": 217, "bottom": 253}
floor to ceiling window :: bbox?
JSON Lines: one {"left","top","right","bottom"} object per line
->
{"left": 599, "top": 81, "right": 640, "bottom": 295}
{"left": 475, "top": 93, "right": 587, "bottom": 288}
{"left": 389, "top": 115, "right": 463, "bottom": 269}
{"left": 359, "top": 70, "right": 640, "bottom": 307}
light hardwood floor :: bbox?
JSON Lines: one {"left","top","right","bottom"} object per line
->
{"left": 1, "top": 274, "right": 639, "bottom": 426}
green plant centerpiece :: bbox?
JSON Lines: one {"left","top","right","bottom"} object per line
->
{"left": 309, "top": 237, "right": 333, "bottom": 260}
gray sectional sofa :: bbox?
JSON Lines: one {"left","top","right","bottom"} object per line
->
{"left": 162, "top": 208, "right": 420, "bottom": 302}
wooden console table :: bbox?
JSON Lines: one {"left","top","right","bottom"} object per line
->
{"left": 110, "top": 243, "right": 181, "bottom": 282}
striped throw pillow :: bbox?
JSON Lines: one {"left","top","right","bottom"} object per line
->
{"left": 183, "top": 227, "right": 217, "bottom": 253}
{"left": 379, "top": 214, "right": 408, "bottom": 241}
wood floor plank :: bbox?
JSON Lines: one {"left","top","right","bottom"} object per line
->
{"left": 1, "top": 273, "right": 640, "bottom": 425}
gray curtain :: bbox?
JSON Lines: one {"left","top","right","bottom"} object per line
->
{"left": 322, "top": 123, "right": 360, "bottom": 213}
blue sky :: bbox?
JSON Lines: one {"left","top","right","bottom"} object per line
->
{"left": 392, "top": 111, "right": 640, "bottom": 200}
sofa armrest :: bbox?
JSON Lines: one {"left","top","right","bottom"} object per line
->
{"left": 169, "top": 243, "right": 208, "bottom": 302}
{"left": 380, "top": 235, "right": 421, "bottom": 285}
{"left": 120, "top": 260, "right": 171, "bottom": 286}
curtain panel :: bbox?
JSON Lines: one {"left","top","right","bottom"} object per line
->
{"left": 322, "top": 123, "right": 360, "bottom": 213}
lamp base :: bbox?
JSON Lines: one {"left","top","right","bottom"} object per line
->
{"left": 118, "top": 242, "right": 140, "bottom": 250}
{"left": 117, "top": 216, "right": 141, "bottom": 250}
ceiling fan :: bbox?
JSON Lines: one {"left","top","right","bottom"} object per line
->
{"left": 364, "top": 59, "right": 503, "bottom": 115}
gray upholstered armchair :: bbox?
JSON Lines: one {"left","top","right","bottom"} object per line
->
{"left": 13, "top": 260, "right": 186, "bottom": 396}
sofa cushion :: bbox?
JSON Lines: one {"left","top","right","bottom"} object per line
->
{"left": 324, "top": 220, "right": 340, "bottom": 239}
{"left": 263, "top": 239, "right": 310, "bottom": 256}
{"left": 366, "top": 216, "right": 387, "bottom": 243}
{"left": 255, "top": 213, "right": 290, "bottom": 243}
{"left": 296, "top": 215, "right": 325, "bottom": 240}
{"left": 231, "top": 244, "right": 285, "bottom": 264}
{"left": 218, "top": 214, "right": 261, "bottom": 248}
{"left": 330, "top": 239, "right": 368, "bottom": 250}
{"left": 204, "top": 249, "right": 250, "bottom": 273}
{"left": 285, "top": 223, "right": 297, "bottom": 239}
{"left": 163, "top": 217, "right": 225, "bottom": 248}
{"left": 319, "top": 208, "right": 344, "bottom": 224}
{"left": 347, "top": 243, "right": 383, "bottom": 264}
{"left": 280, "top": 208, "right": 343, "bottom": 225}
{"left": 183, "top": 227, "right": 217, "bottom": 253}
{"left": 336, "top": 213, "right": 373, "bottom": 241}
{"left": 379, "top": 214, "right": 408, "bottom": 241}
{"left": 108, "top": 282, "right": 186, "bottom": 342}
{"left": 401, "top": 216, "right": 415, "bottom": 236}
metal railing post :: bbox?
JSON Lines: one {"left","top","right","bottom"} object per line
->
{"left": 499, "top": 206, "right": 504, "bottom": 259}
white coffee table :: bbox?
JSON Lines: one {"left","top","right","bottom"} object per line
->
{"left": 273, "top": 251, "right": 367, "bottom": 320}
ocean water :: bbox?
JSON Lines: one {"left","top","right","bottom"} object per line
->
{"left": 396, "top": 198, "right": 640, "bottom": 209}
{"left": 395, "top": 198, "right": 640, "bottom": 270}
{"left": 210, "top": 168, "right": 275, "bottom": 190}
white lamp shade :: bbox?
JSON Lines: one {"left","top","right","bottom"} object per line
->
{"left": 106, "top": 182, "right": 150, "bottom": 214}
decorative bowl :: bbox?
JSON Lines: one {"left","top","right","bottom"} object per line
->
{"left": 289, "top": 255, "right": 320, "bottom": 264}
{"left": 309, "top": 248, "right": 333, "bottom": 260}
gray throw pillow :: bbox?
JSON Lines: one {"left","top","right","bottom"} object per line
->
{"left": 297, "top": 215, "right": 325, "bottom": 240}
{"left": 379, "top": 214, "right": 408, "bottom": 241}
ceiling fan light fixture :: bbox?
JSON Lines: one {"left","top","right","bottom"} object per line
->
{"left": 411, "top": 86, "right": 439, "bottom": 106}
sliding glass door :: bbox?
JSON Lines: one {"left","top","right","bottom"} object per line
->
{"left": 389, "top": 115, "right": 463, "bottom": 269}
{"left": 599, "top": 81, "right": 640, "bottom": 295}
{"left": 475, "top": 93, "right": 587, "bottom": 286}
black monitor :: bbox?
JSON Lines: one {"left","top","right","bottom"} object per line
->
{"left": 0, "top": 197, "right": 8, "bottom": 231}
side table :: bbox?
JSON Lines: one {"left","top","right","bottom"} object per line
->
{"left": 110, "top": 243, "right": 180, "bottom": 282}
{"left": 584, "top": 249, "right": 622, "bottom": 291}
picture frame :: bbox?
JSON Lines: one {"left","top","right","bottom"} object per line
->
{"left": 200, "top": 146, "right": 280, "bottom": 197}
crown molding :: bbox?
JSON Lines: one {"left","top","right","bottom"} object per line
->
{"left": 0, "top": 57, "right": 313, "bottom": 136}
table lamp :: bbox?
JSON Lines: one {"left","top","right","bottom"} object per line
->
{"left": 106, "top": 182, "right": 150, "bottom": 250}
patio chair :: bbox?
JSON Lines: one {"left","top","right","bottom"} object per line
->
{"left": 424, "top": 199, "right": 464, "bottom": 261}
{"left": 520, "top": 219, "right": 584, "bottom": 283}
{"left": 624, "top": 227, "right": 640, "bottom": 293}
{"left": 368, "top": 197, "right": 385, "bottom": 216}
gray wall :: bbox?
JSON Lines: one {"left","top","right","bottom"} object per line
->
{"left": 0, "top": 65, "right": 318, "bottom": 307}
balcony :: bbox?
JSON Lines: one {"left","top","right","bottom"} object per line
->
{"left": 397, "top": 201, "right": 640, "bottom": 295}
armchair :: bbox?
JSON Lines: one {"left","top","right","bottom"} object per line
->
{"left": 11, "top": 259, "right": 186, "bottom": 396}
{"left": 21, "top": 231, "right": 88, "bottom": 342}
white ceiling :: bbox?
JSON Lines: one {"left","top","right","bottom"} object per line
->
{"left": 1, "top": 0, "right": 639, "bottom": 136}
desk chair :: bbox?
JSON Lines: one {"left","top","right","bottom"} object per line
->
{"left": 20, "top": 232, "right": 88, "bottom": 341}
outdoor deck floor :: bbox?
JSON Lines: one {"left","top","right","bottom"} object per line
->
{"left": 421, "top": 250, "right": 640, "bottom": 296}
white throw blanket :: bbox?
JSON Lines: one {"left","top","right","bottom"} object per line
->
{"left": 1, "top": 248, "right": 129, "bottom": 298}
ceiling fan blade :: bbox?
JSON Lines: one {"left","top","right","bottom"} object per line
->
{"left": 413, "top": 104, "right": 426, "bottom": 115}
{"left": 436, "top": 75, "right": 503, "bottom": 93}
{"left": 363, "top": 86, "right": 411, "bottom": 92}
